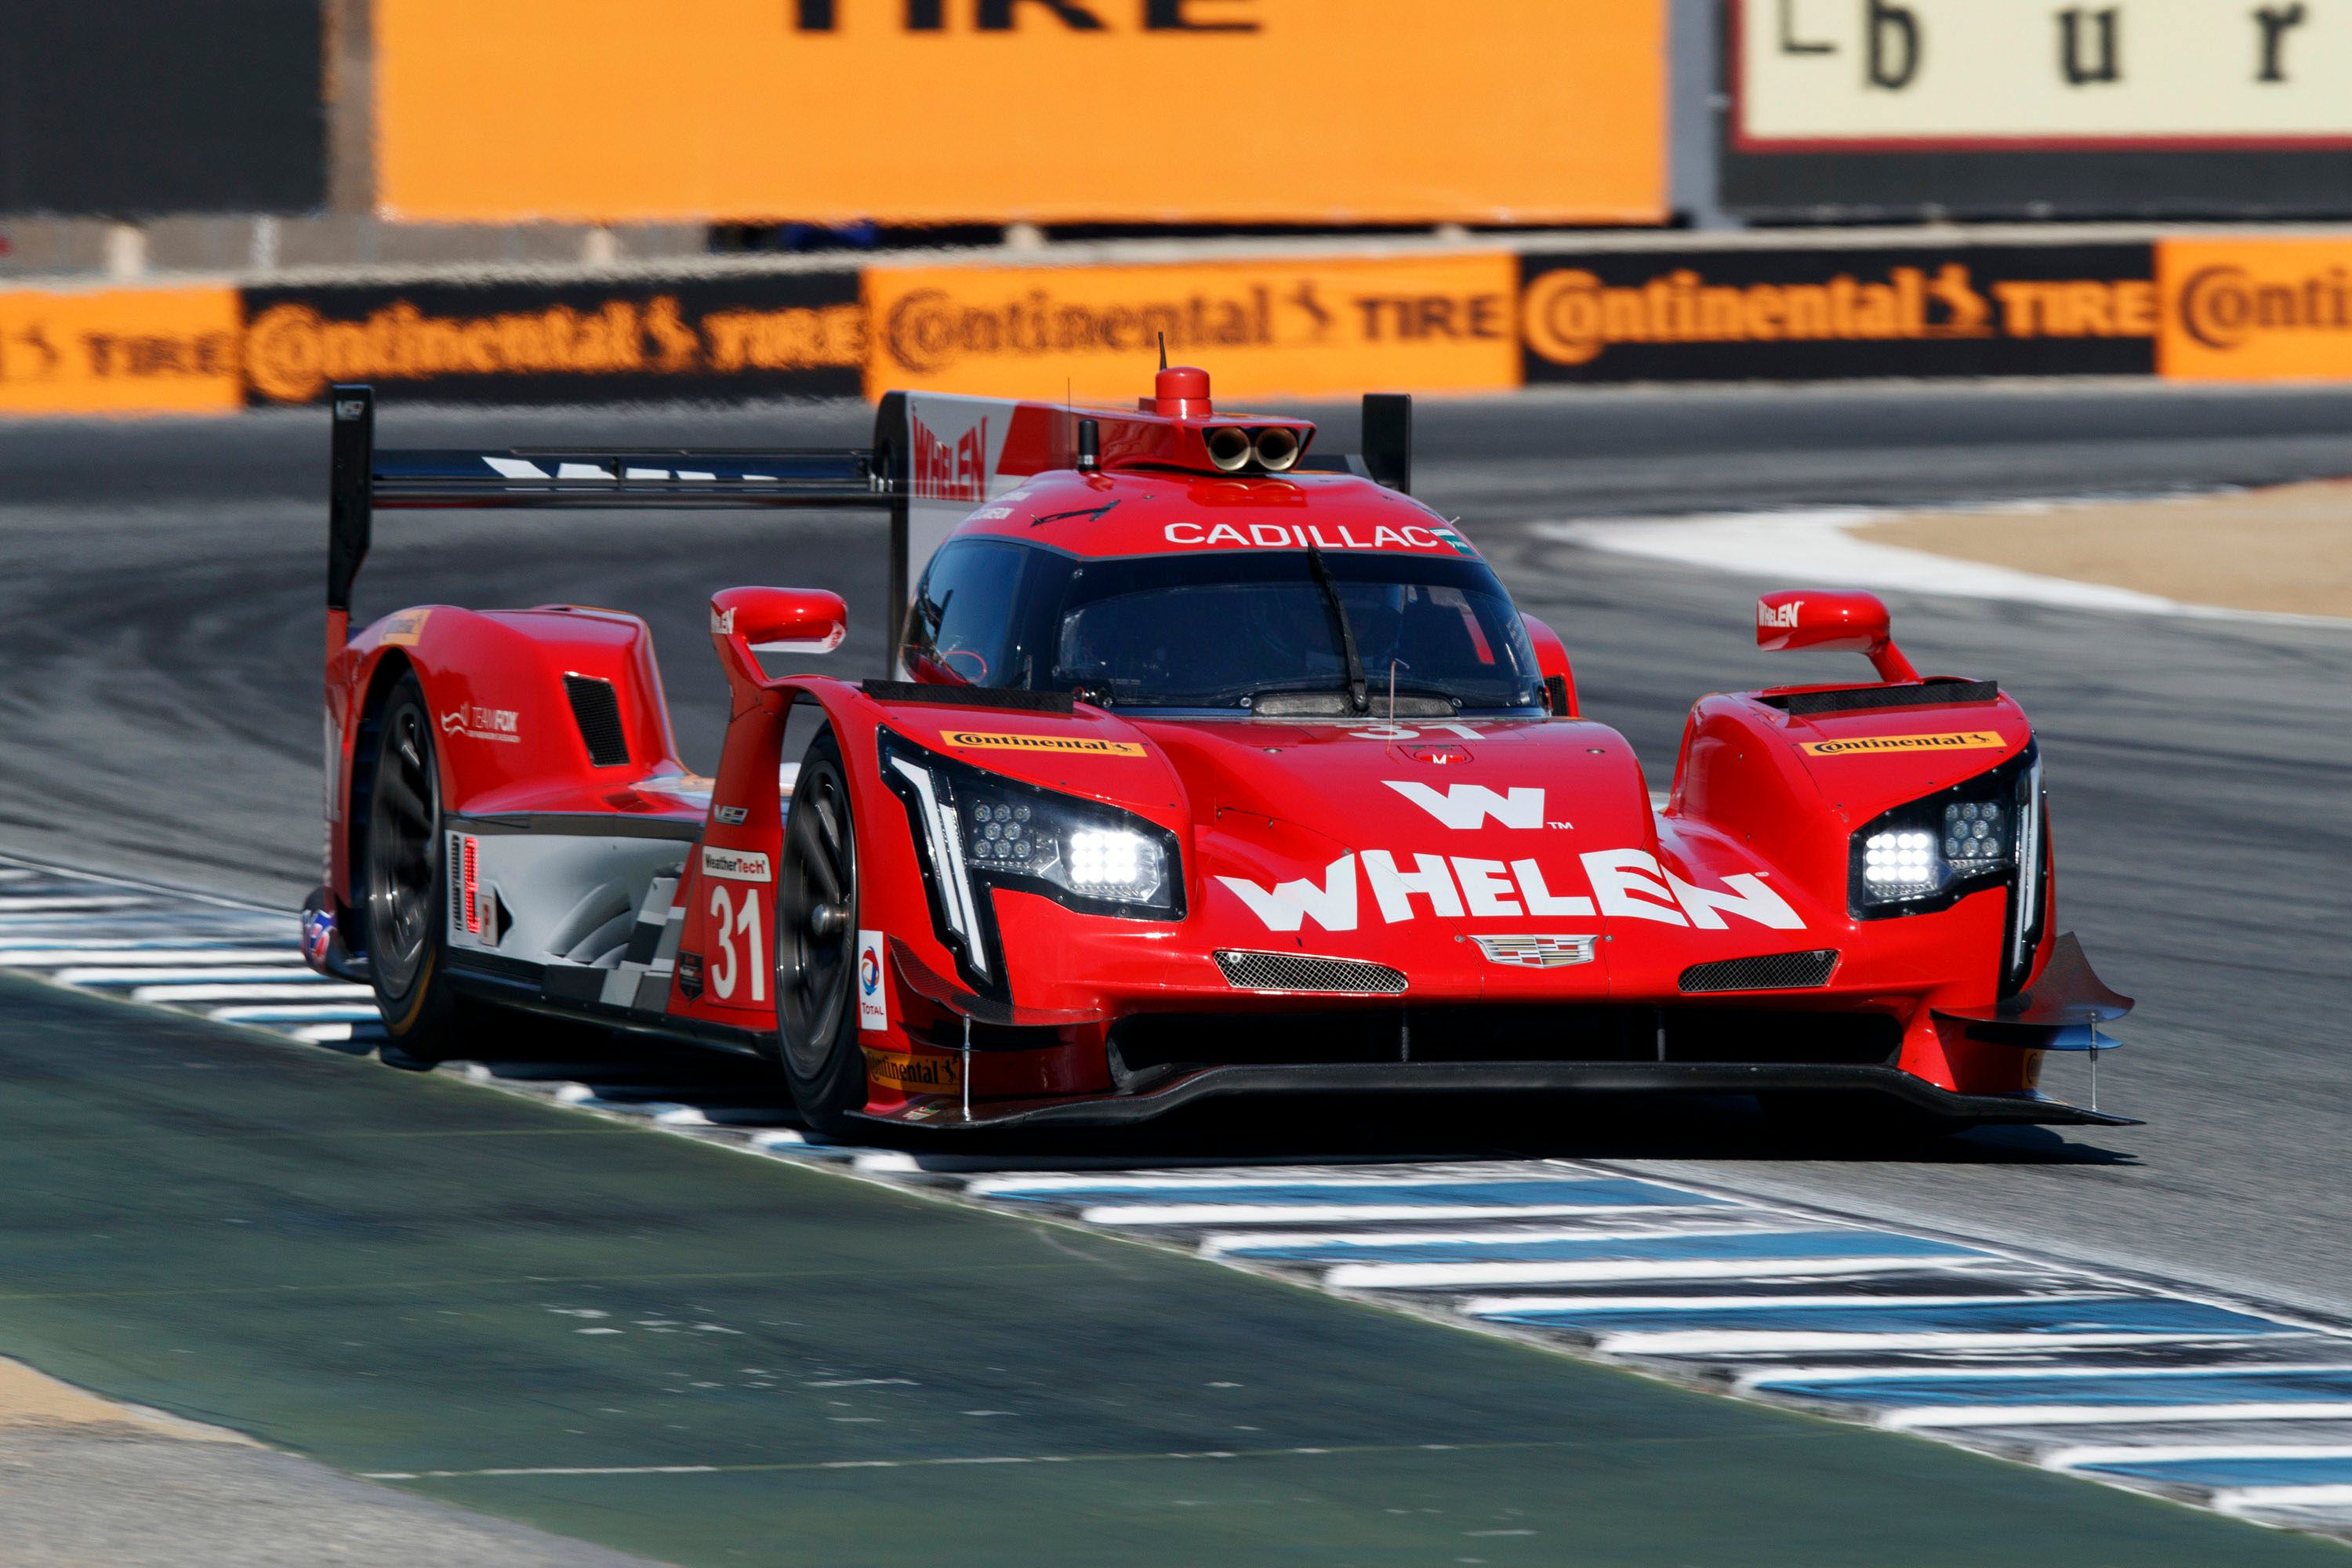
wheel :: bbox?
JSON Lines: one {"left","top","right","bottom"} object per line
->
{"left": 364, "top": 675, "right": 488, "bottom": 1069}
{"left": 775, "top": 731, "right": 867, "bottom": 1135}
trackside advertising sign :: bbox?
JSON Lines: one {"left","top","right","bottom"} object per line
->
{"left": 2157, "top": 236, "right": 2352, "bottom": 380}
{"left": 372, "top": 0, "right": 1666, "bottom": 227}
{"left": 237, "top": 273, "right": 865, "bottom": 405}
{"left": 1517, "top": 244, "right": 2158, "bottom": 383}
{"left": 864, "top": 253, "right": 1519, "bottom": 401}
{"left": 1730, "top": 0, "right": 2352, "bottom": 218}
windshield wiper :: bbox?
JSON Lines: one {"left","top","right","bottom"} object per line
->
{"left": 1304, "top": 544, "right": 1370, "bottom": 715}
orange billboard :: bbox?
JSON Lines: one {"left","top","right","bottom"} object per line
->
{"left": 862, "top": 251, "right": 1520, "bottom": 400}
{"left": 0, "top": 285, "right": 242, "bottom": 416}
{"left": 2159, "top": 238, "right": 2352, "bottom": 382}
{"left": 375, "top": 0, "right": 1666, "bottom": 227}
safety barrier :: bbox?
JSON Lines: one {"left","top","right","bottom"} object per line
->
{"left": 4, "top": 230, "right": 2351, "bottom": 414}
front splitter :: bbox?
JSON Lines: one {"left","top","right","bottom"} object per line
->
{"left": 851, "top": 1059, "right": 2139, "bottom": 1131}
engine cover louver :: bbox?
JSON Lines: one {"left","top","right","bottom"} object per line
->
{"left": 1679, "top": 949, "right": 1840, "bottom": 994}
{"left": 563, "top": 675, "right": 630, "bottom": 768}
{"left": 1214, "top": 949, "right": 1407, "bottom": 995}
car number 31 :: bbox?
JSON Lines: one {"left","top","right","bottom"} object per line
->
{"left": 706, "top": 884, "right": 767, "bottom": 1004}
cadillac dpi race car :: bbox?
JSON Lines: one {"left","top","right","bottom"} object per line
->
{"left": 303, "top": 369, "right": 2131, "bottom": 1136}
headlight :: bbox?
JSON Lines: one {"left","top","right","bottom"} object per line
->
{"left": 1849, "top": 746, "right": 2035, "bottom": 916}
{"left": 878, "top": 730, "right": 1182, "bottom": 993}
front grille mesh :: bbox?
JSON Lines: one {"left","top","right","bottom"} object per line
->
{"left": 1214, "top": 949, "right": 1407, "bottom": 995}
{"left": 1679, "top": 949, "right": 1840, "bottom": 994}
{"left": 564, "top": 675, "right": 630, "bottom": 767}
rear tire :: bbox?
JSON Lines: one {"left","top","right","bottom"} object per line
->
{"left": 364, "top": 675, "right": 488, "bottom": 1070}
{"left": 775, "top": 731, "right": 866, "bottom": 1136}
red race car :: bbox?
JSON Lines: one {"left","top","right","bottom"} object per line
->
{"left": 303, "top": 368, "right": 2131, "bottom": 1135}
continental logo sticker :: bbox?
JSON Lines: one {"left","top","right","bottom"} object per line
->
{"left": 862, "top": 1046, "right": 961, "bottom": 1094}
{"left": 941, "top": 731, "right": 1146, "bottom": 758}
{"left": 379, "top": 608, "right": 431, "bottom": 646}
{"left": 1800, "top": 731, "right": 2007, "bottom": 758}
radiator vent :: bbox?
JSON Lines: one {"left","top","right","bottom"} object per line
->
{"left": 1679, "top": 949, "right": 1840, "bottom": 994}
{"left": 1765, "top": 679, "right": 1998, "bottom": 718}
{"left": 1214, "top": 949, "right": 1407, "bottom": 995}
{"left": 564, "top": 675, "right": 630, "bottom": 768}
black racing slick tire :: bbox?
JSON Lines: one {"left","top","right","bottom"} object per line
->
{"left": 775, "top": 731, "right": 866, "bottom": 1136}
{"left": 363, "top": 675, "right": 488, "bottom": 1070}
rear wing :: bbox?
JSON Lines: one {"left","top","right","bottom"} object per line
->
{"left": 327, "top": 384, "right": 1415, "bottom": 674}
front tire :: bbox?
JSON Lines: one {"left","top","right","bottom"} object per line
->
{"left": 775, "top": 731, "right": 866, "bottom": 1135}
{"left": 364, "top": 675, "right": 488, "bottom": 1069}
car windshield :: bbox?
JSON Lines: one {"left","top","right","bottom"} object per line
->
{"left": 903, "top": 540, "right": 1547, "bottom": 713}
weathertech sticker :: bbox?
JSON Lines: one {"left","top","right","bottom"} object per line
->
{"left": 857, "top": 929, "right": 887, "bottom": 1032}
{"left": 862, "top": 1046, "right": 960, "bottom": 1092}
{"left": 700, "top": 847, "right": 773, "bottom": 881}
{"left": 941, "top": 731, "right": 1146, "bottom": 757}
{"left": 1800, "top": 731, "right": 2007, "bottom": 757}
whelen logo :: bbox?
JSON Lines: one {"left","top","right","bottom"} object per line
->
{"left": 910, "top": 412, "right": 989, "bottom": 502}
{"left": 1758, "top": 599, "right": 1802, "bottom": 630}
{"left": 1215, "top": 848, "right": 1804, "bottom": 935}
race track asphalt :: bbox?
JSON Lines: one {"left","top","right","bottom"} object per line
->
{"left": 2, "top": 378, "right": 2348, "bottom": 1332}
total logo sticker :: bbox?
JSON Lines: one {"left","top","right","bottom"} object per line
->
{"left": 700, "top": 847, "right": 773, "bottom": 882}
{"left": 857, "top": 929, "right": 887, "bottom": 1031}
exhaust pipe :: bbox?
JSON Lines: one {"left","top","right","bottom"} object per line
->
{"left": 1253, "top": 426, "right": 1301, "bottom": 472}
{"left": 1204, "top": 426, "right": 1254, "bottom": 472}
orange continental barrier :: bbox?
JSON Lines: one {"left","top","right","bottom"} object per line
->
{"left": 864, "top": 252, "right": 1520, "bottom": 401}
{"left": 2159, "top": 237, "right": 2352, "bottom": 382}
{"left": 0, "top": 285, "right": 241, "bottom": 415}
{"left": 375, "top": 0, "right": 1665, "bottom": 227}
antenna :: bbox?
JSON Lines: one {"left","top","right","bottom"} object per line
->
{"left": 1157, "top": 331, "right": 1167, "bottom": 372}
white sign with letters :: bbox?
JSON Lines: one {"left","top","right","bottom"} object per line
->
{"left": 1743, "top": 0, "right": 2352, "bottom": 144}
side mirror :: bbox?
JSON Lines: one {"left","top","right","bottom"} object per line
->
{"left": 710, "top": 586, "right": 848, "bottom": 693}
{"left": 1519, "top": 613, "right": 1578, "bottom": 717}
{"left": 1755, "top": 590, "right": 1918, "bottom": 683}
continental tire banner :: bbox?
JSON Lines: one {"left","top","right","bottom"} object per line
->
{"left": 865, "top": 253, "right": 1520, "bottom": 401}
{"left": 0, "top": 287, "right": 243, "bottom": 416}
{"left": 2156, "top": 237, "right": 2352, "bottom": 381}
{"left": 374, "top": 0, "right": 1665, "bottom": 227}
{"left": 238, "top": 274, "right": 865, "bottom": 406}
{"left": 1519, "top": 245, "right": 2158, "bottom": 383}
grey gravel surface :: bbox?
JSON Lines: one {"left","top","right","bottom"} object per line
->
{"left": 0, "top": 1426, "right": 660, "bottom": 1568}
{"left": 2, "top": 379, "right": 2348, "bottom": 1323}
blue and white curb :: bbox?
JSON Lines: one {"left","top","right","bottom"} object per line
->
{"left": 0, "top": 855, "right": 382, "bottom": 1047}
{"left": 8, "top": 853, "right": 2352, "bottom": 1543}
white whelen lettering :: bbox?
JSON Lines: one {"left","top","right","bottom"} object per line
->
{"left": 1214, "top": 855, "right": 1359, "bottom": 933}
{"left": 1667, "top": 870, "right": 1805, "bottom": 931}
{"left": 1385, "top": 781, "right": 1545, "bottom": 830}
{"left": 1511, "top": 858, "right": 1597, "bottom": 917}
{"left": 1580, "top": 849, "right": 1689, "bottom": 927}
{"left": 1449, "top": 858, "right": 1523, "bottom": 918}
{"left": 1361, "top": 851, "right": 1463, "bottom": 924}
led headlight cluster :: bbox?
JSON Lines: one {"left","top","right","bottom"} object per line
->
{"left": 880, "top": 731, "right": 1181, "bottom": 989}
{"left": 1849, "top": 746, "right": 2038, "bottom": 918}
